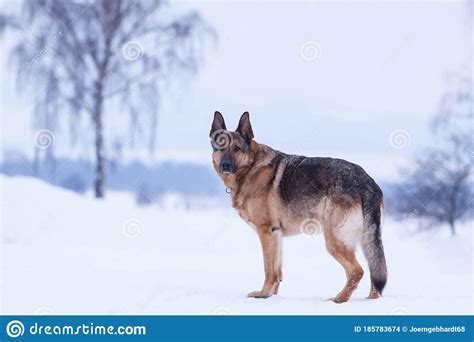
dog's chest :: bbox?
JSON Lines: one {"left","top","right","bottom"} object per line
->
{"left": 236, "top": 207, "right": 258, "bottom": 232}
{"left": 233, "top": 193, "right": 271, "bottom": 232}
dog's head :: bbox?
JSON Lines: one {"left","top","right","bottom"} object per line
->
{"left": 209, "top": 111, "right": 255, "bottom": 176}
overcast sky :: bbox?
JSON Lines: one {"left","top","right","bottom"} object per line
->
{"left": 1, "top": 0, "right": 470, "bottom": 180}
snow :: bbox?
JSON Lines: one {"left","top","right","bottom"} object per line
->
{"left": 1, "top": 175, "right": 472, "bottom": 315}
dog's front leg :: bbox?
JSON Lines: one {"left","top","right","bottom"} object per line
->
{"left": 248, "top": 227, "right": 282, "bottom": 299}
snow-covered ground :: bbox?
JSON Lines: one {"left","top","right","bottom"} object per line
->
{"left": 1, "top": 175, "right": 472, "bottom": 315}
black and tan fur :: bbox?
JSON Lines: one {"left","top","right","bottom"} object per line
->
{"left": 210, "top": 111, "right": 387, "bottom": 303}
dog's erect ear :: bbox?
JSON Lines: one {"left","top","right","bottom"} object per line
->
{"left": 236, "top": 111, "right": 254, "bottom": 142}
{"left": 210, "top": 111, "right": 227, "bottom": 137}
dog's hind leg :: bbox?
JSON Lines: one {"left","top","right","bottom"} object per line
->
{"left": 248, "top": 227, "right": 282, "bottom": 298}
{"left": 325, "top": 234, "right": 364, "bottom": 303}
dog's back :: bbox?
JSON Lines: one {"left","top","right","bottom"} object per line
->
{"left": 279, "top": 156, "right": 382, "bottom": 209}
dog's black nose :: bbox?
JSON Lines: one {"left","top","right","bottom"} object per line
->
{"left": 220, "top": 159, "right": 233, "bottom": 173}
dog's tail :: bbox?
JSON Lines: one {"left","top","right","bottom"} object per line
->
{"left": 361, "top": 192, "right": 387, "bottom": 294}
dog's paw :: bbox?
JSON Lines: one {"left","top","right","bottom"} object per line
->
{"left": 366, "top": 288, "right": 381, "bottom": 299}
{"left": 366, "top": 293, "right": 381, "bottom": 300}
{"left": 247, "top": 291, "right": 272, "bottom": 299}
{"left": 325, "top": 297, "right": 347, "bottom": 304}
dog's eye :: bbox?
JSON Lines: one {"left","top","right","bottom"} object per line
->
{"left": 234, "top": 146, "right": 241, "bottom": 152}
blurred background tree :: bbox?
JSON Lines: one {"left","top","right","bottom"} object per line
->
{"left": 393, "top": 71, "right": 473, "bottom": 235}
{"left": 2, "top": 0, "right": 214, "bottom": 197}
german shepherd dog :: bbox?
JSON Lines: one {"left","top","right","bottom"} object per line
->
{"left": 210, "top": 111, "right": 387, "bottom": 303}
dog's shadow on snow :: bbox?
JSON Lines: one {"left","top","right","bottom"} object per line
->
{"left": 243, "top": 294, "right": 390, "bottom": 304}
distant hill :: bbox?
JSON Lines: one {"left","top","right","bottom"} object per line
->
{"left": 1, "top": 155, "right": 401, "bottom": 206}
{"left": 0, "top": 156, "right": 223, "bottom": 201}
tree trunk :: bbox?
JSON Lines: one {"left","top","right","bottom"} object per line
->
{"left": 92, "top": 14, "right": 114, "bottom": 198}
{"left": 93, "top": 81, "right": 105, "bottom": 198}
{"left": 449, "top": 221, "right": 456, "bottom": 236}
{"left": 33, "top": 146, "right": 39, "bottom": 176}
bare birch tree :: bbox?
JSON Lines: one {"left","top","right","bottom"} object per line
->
{"left": 3, "top": 0, "right": 213, "bottom": 197}
{"left": 394, "top": 71, "right": 473, "bottom": 235}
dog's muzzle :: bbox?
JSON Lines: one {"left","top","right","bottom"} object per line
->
{"left": 220, "top": 159, "right": 235, "bottom": 174}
